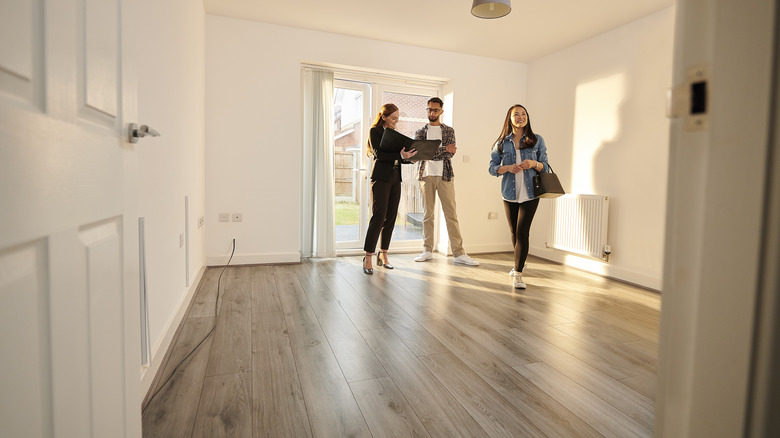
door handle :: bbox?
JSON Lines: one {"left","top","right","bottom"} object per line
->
{"left": 128, "top": 123, "right": 160, "bottom": 143}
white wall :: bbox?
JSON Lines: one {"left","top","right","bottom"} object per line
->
{"left": 136, "top": 0, "right": 206, "bottom": 392}
{"left": 526, "top": 7, "right": 676, "bottom": 289}
{"left": 205, "top": 16, "right": 527, "bottom": 264}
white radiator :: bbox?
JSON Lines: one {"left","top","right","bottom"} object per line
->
{"left": 546, "top": 194, "right": 610, "bottom": 260}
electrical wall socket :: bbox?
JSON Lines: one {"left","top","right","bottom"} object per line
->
{"left": 488, "top": 212, "right": 498, "bottom": 220}
{"left": 232, "top": 213, "right": 242, "bottom": 222}
{"left": 219, "top": 213, "right": 229, "bottom": 222}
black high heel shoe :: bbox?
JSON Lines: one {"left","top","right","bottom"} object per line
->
{"left": 377, "top": 252, "right": 394, "bottom": 269}
{"left": 362, "top": 256, "right": 373, "bottom": 275}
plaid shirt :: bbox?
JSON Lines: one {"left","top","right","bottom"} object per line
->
{"left": 414, "top": 123, "right": 456, "bottom": 181}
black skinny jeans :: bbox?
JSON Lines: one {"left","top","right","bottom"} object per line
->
{"left": 363, "top": 166, "right": 401, "bottom": 253}
{"left": 503, "top": 198, "right": 540, "bottom": 272}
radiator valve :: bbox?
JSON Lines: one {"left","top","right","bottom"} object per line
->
{"left": 603, "top": 245, "right": 612, "bottom": 261}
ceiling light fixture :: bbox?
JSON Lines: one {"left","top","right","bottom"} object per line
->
{"left": 471, "top": 0, "right": 511, "bottom": 19}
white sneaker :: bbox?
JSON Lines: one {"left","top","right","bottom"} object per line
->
{"left": 512, "top": 272, "right": 526, "bottom": 289}
{"left": 509, "top": 264, "right": 527, "bottom": 276}
{"left": 414, "top": 251, "right": 433, "bottom": 262}
{"left": 453, "top": 254, "right": 479, "bottom": 266}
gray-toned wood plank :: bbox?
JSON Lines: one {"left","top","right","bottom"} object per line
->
{"left": 419, "top": 318, "right": 602, "bottom": 438}
{"left": 192, "top": 372, "right": 252, "bottom": 438}
{"left": 288, "top": 329, "right": 372, "bottom": 437}
{"left": 274, "top": 265, "right": 322, "bottom": 333}
{"left": 149, "top": 316, "right": 215, "bottom": 402}
{"left": 506, "top": 320, "right": 649, "bottom": 381}
{"left": 302, "top": 279, "right": 387, "bottom": 382}
{"left": 251, "top": 265, "right": 282, "bottom": 313}
{"left": 619, "top": 371, "right": 658, "bottom": 401}
{"left": 517, "top": 362, "right": 651, "bottom": 437}
{"left": 361, "top": 328, "right": 489, "bottom": 437}
{"left": 503, "top": 324, "right": 655, "bottom": 427}
{"left": 188, "top": 267, "right": 223, "bottom": 318}
{"left": 430, "top": 300, "right": 540, "bottom": 367}
{"left": 349, "top": 377, "right": 431, "bottom": 438}
{"left": 420, "top": 352, "right": 545, "bottom": 437}
{"left": 252, "top": 311, "right": 312, "bottom": 438}
{"left": 575, "top": 308, "right": 660, "bottom": 345}
{"left": 206, "top": 267, "right": 252, "bottom": 376}
{"left": 334, "top": 263, "right": 448, "bottom": 356}
{"left": 315, "top": 264, "right": 389, "bottom": 331}
{"left": 142, "top": 319, "right": 214, "bottom": 438}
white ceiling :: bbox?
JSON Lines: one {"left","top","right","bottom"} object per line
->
{"left": 203, "top": 0, "right": 675, "bottom": 62}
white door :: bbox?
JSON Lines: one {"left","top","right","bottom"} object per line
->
{"left": 0, "top": 0, "right": 141, "bottom": 437}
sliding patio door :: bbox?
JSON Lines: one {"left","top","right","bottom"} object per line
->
{"left": 332, "top": 79, "right": 438, "bottom": 252}
{"left": 373, "top": 84, "right": 438, "bottom": 251}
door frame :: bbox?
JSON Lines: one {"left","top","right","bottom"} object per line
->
{"left": 655, "top": 0, "right": 777, "bottom": 436}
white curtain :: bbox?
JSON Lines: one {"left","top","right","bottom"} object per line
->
{"left": 301, "top": 68, "right": 336, "bottom": 258}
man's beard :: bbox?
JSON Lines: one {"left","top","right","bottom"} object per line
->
{"left": 428, "top": 115, "right": 439, "bottom": 122}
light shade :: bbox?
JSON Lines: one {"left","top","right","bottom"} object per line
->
{"left": 471, "top": 0, "right": 511, "bottom": 19}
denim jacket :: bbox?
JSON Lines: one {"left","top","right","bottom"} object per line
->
{"left": 488, "top": 133, "right": 549, "bottom": 202}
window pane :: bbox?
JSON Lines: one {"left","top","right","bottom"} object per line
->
{"left": 334, "top": 87, "right": 364, "bottom": 243}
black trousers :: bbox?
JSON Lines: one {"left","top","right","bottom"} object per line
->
{"left": 503, "top": 198, "right": 540, "bottom": 272}
{"left": 364, "top": 166, "right": 401, "bottom": 253}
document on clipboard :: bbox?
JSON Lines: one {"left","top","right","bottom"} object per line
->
{"left": 379, "top": 128, "right": 442, "bottom": 162}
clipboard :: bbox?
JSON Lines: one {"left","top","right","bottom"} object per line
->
{"left": 379, "top": 128, "right": 442, "bottom": 162}
{"left": 406, "top": 140, "right": 441, "bottom": 162}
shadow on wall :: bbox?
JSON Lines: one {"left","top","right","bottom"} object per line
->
{"left": 579, "top": 68, "right": 668, "bottom": 273}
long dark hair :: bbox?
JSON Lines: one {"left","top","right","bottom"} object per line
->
{"left": 494, "top": 104, "right": 537, "bottom": 154}
{"left": 367, "top": 103, "right": 398, "bottom": 156}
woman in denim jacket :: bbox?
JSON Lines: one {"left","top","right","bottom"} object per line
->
{"left": 488, "top": 104, "right": 548, "bottom": 289}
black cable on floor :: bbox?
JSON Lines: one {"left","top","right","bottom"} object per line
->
{"left": 142, "top": 238, "right": 236, "bottom": 415}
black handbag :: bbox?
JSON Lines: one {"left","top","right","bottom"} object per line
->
{"left": 533, "top": 165, "right": 565, "bottom": 198}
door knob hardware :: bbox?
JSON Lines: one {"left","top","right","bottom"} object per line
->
{"left": 129, "top": 123, "right": 160, "bottom": 143}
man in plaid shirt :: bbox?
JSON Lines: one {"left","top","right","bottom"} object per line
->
{"left": 413, "top": 97, "right": 479, "bottom": 266}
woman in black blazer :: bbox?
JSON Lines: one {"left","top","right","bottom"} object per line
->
{"left": 362, "top": 103, "right": 417, "bottom": 274}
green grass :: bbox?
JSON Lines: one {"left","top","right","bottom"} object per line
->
{"left": 335, "top": 201, "right": 359, "bottom": 225}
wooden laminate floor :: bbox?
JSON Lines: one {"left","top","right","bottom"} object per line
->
{"left": 142, "top": 253, "right": 660, "bottom": 438}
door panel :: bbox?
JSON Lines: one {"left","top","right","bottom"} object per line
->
{"left": 0, "top": 240, "right": 51, "bottom": 438}
{"left": 83, "top": 0, "right": 119, "bottom": 122}
{"left": 0, "top": 0, "right": 40, "bottom": 102}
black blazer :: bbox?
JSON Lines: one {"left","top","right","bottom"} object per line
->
{"left": 369, "top": 126, "right": 411, "bottom": 182}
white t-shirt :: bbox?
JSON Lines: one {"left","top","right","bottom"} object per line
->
{"left": 513, "top": 147, "right": 531, "bottom": 203}
{"left": 423, "top": 125, "right": 443, "bottom": 177}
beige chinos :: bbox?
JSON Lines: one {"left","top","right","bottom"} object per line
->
{"left": 420, "top": 176, "right": 465, "bottom": 257}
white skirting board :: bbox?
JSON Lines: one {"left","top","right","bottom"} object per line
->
{"left": 205, "top": 252, "right": 301, "bottom": 266}
{"left": 530, "top": 245, "right": 661, "bottom": 291}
